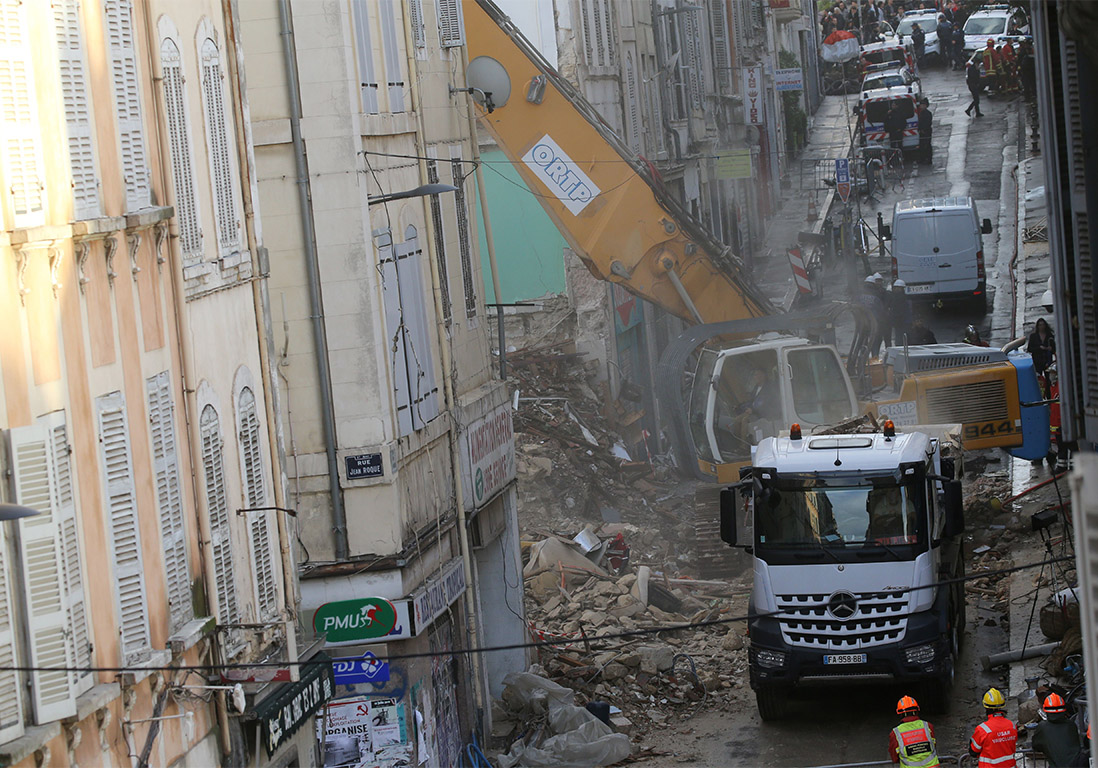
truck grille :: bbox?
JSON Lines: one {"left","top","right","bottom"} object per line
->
{"left": 774, "top": 592, "right": 908, "bottom": 650}
{"left": 924, "top": 379, "right": 1008, "bottom": 423}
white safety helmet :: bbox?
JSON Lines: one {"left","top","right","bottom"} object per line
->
{"left": 865, "top": 275, "right": 877, "bottom": 283}
{"left": 893, "top": 279, "right": 906, "bottom": 288}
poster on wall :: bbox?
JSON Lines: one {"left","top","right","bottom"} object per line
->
{"left": 318, "top": 696, "right": 413, "bottom": 768}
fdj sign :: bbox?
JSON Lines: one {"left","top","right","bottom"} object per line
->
{"left": 313, "top": 598, "right": 398, "bottom": 644}
{"left": 522, "top": 134, "right": 602, "bottom": 216}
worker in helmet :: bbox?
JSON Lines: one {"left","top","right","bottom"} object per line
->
{"left": 889, "top": 695, "right": 939, "bottom": 766}
{"left": 963, "top": 325, "right": 990, "bottom": 347}
{"left": 970, "top": 688, "right": 1018, "bottom": 768}
{"left": 1031, "top": 693, "right": 1081, "bottom": 767}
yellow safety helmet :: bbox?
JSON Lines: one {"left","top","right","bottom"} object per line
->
{"left": 983, "top": 688, "right": 1006, "bottom": 710}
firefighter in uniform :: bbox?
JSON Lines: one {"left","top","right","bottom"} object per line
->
{"left": 889, "top": 696, "right": 940, "bottom": 767}
{"left": 969, "top": 688, "right": 1018, "bottom": 768}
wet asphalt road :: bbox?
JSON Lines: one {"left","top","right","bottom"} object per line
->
{"left": 696, "top": 60, "right": 1025, "bottom": 767}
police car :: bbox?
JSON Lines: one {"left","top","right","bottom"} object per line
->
{"left": 961, "top": 5, "right": 1030, "bottom": 55}
{"left": 861, "top": 64, "right": 922, "bottom": 103}
{"left": 895, "top": 10, "right": 942, "bottom": 59}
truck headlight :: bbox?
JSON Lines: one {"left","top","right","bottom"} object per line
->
{"left": 904, "top": 643, "right": 936, "bottom": 665}
{"left": 756, "top": 649, "right": 786, "bottom": 669}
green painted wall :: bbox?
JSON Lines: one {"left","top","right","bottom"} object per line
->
{"left": 477, "top": 149, "right": 568, "bottom": 303}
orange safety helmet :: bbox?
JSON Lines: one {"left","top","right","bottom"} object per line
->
{"left": 1043, "top": 693, "right": 1067, "bottom": 714}
{"left": 897, "top": 695, "right": 920, "bottom": 716}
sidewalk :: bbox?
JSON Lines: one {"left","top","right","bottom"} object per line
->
{"left": 1012, "top": 155, "right": 1051, "bottom": 340}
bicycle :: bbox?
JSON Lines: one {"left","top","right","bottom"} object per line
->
{"left": 881, "top": 146, "right": 907, "bottom": 192}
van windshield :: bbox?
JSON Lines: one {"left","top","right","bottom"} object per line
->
{"left": 864, "top": 49, "right": 905, "bottom": 67}
{"left": 865, "top": 98, "right": 914, "bottom": 124}
{"left": 896, "top": 16, "right": 937, "bottom": 35}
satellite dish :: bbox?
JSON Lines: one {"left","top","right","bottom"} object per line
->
{"left": 466, "top": 56, "right": 512, "bottom": 110}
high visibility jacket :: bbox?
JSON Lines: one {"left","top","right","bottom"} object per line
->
{"left": 892, "top": 720, "right": 940, "bottom": 767}
{"left": 982, "top": 48, "right": 997, "bottom": 75}
{"left": 970, "top": 714, "right": 1018, "bottom": 767}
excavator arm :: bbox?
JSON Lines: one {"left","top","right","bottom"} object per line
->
{"left": 463, "top": 0, "right": 773, "bottom": 324}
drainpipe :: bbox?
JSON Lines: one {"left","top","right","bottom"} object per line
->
{"left": 222, "top": 0, "right": 301, "bottom": 669}
{"left": 139, "top": 4, "right": 229, "bottom": 757}
{"left": 400, "top": 15, "right": 486, "bottom": 723}
{"left": 276, "top": 0, "right": 349, "bottom": 560}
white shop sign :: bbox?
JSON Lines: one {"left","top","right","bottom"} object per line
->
{"left": 411, "top": 558, "right": 466, "bottom": 634}
{"left": 461, "top": 401, "right": 515, "bottom": 510}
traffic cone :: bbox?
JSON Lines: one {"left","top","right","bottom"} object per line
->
{"left": 807, "top": 198, "right": 818, "bottom": 222}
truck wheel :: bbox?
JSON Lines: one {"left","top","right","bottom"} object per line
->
{"left": 756, "top": 686, "right": 789, "bottom": 721}
{"left": 923, "top": 648, "right": 955, "bottom": 715}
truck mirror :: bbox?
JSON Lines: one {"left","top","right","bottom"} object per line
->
{"left": 943, "top": 480, "right": 965, "bottom": 538}
{"left": 880, "top": 224, "right": 892, "bottom": 240}
{"left": 720, "top": 488, "right": 737, "bottom": 546}
{"left": 981, "top": 218, "right": 993, "bottom": 234}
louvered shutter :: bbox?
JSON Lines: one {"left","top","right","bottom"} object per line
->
{"left": 10, "top": 424, "right": 77, "bottom": 722}
{"left": 395, "top": 227, "right": 439, "bottom": 429}
{"left": 350, "top": 0, "right": 380, "bottom": 114}
{"left": 200, "top": 39, "right": 240, "bottom": 253}
{"left": 200, "top": 406, "right": 240, "bottom": 631}
{"left": 451, "top": 159, "right": 477, "bottom": 318}
{"left": 0, "top": 0, "right": 45, "bottom": 227}
{"left": 409, "top": 0, "right": 425, "bottom": 47}
{"left": 426, "top": 158, "right": 452, "bottom": 322}
{"left": 0, "top": 523, "right": 23, "bottom": 743}
{"left": 379, "top": 0, "right": 405, "bottom": 112}
{"left": 378, "top": 229, "right": 414, "bottom": 436}
{"left": 160, "top": 39, "right": 202, "bottom": 258}
{"left": 237, "top": 388, "right": 278, "bottom": 620}
{"left": 96, "top": 391, "right": 151, "bottom": 664}
{"left": 53, "top": 0, "right": 99, "bottom": 219}
{"left": 709, "top": 0, "right": 733, "bottom": 94}
{"left": 43, "top": 414, "right": 93, "bottom": 697}
{"left": 681, "top": 9, "right": 704, "bottom": 112}
{"left": 147, "top": 372, "right": 192, "bottom": 631}
{"left": 105, "top": 0, "right": 150, "bottom": 211}
{"left": 437, "top": 0, "right": 464, "bottom": 47}
{"left": 624, "top": 52, "right": 640, "bottom": 153}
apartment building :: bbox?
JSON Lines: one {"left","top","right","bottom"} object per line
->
{"left": 0, "top": 0, "right": 314, "bottom": 765}
{"left": 239, "top": 0, "right": 526, "bottom": 763}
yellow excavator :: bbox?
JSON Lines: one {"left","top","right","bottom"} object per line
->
{"left": 463, "top": 0, "right": 1047, "bottom": 490}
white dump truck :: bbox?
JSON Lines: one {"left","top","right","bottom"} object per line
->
{"left": 719, "top": 421, "right": 966, "bottom": 720}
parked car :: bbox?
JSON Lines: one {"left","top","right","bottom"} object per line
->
{"left": 861, "top": 64, "right": 922, "bottom": 103}
{"left": 860, "top": 40, "right": 917, "bottom": 74}
{"left": 962, "top": 4, "right": 1030, "bottom": 55}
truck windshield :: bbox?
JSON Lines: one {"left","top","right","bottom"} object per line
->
{"left": 756, "top": 480, "right": 927, "bottom": 554}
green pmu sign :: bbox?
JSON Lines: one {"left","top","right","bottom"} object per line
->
{"left": 313, "top": 597, "right": 398, "bottom": 643}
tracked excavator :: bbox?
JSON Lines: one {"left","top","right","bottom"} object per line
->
{"left": 462, "top": 0, "right": 1048, "bottom": 497}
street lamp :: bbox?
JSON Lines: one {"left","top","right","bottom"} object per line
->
{"left": 0, "top": 504, "right": 39, "bottom": 521}
{"left": 367, "top": 183, "right": 458, "bottom": 205}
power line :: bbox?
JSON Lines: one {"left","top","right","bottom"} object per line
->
{"left": 0, "top": 553, "right": 1072, "bottom": 676}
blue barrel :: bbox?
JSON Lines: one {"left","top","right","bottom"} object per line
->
{"left": 1007, "top": 353, "right": 1051, "bottom": 460}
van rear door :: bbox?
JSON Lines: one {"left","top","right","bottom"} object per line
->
{"left": 931, "top": 212, "right": 980, "bottom": 294}
{"left": 894, "top": 214, "right": 938, "bottom": 294}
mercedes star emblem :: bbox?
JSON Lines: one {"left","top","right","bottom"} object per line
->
{"left": 827, "top": 591, "right": 858, "bottom": 620}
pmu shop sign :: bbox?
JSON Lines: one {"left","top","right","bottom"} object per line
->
{"left": 742, "top": 66, "right": 764, "bottom": 125}
{"left": 460, "top": 401, "right": 515, "bottom": 510}
{"left": 412, "top": 557, "right": 466, "bottom": 633}
{"left": 522, "top": 134, "right": 602, "bottom": 215}
{"left": 257, "top": 654, "right": 335, "bottom": 756}
{"left": 313, "top": 597, "right": 413, "bottom": 647}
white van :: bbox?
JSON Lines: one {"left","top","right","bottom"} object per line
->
{"left": 882, "top": 197, "right": 993, "bottom": 309}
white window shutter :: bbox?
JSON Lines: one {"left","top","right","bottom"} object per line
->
{"left": 200, "top": 406, "right": 240, "bottom": 630}
{"left": 378, "top": 228, "right": 414, "bottom": 436}
{"left": 159, "top": 38, "right": 202, "bottom": 258}
{"left": 200, "top": 38, "right": 240, "bottom": 254}
{"left": 624, "top": 52, "right": 640, "bottom": 153}
{"left": 378, "top": 0, "right": 405, "bottom": 112}
{"left": 96, "top": 391, "right": 151, "bottom": 664}
{"left": 709, "top": 0, "right": 733, "bottom": 94}
{"left": 681, "top": 10, "right": 704, "bottom": 112}
{"left": 350, "top": 0, "right": 380, "bottom": 114}
{"left": 451, "top": 159, "right": 477, "bottom": 318}
{"left": 437, "top": 0, "right": 464, "bottom": 47}
{"left": 409, "top": 0, "right": 425, "bottom": 47}
{"left": 395, "top": 227, "right": 439, "bottom": 429}
{"left": 0, "top": 523, "right": 23, "bottom": 743}
{"left": 426, "top": 158, "right": 451, "bottom": 322}
{"left": 53, "top": 0, "right": 99, "bottom": 220}
{"left": 0, "top": 0, "right": 46, "bottom": 227}
{"left": 10, "top": 424, "right": 77, "bottom": 723}
{"left": 105, "top": 0, "right": 150, "bottom": 212}
{"left": 147, "top": 372, "right": 192, "bottom": 632}
{"left": 43, "top": 414, "right": 93, "bottom": 697}
{"left": 236, "top": 388, "right": 278, "bottom": 620}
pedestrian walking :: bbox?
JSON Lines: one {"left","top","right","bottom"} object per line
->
{"left": 917, "top": 98, "right": 933, "bottom": 165}
{"left": 969, "top": 688, "right": 1018, "bottom": 768}
{"left": 952, "top": 25, "right": 966, "bottom": 69}
{"left": 888, "top": 280, "right": 912, "bottom": 345}
{"left": 1033, "top": 693, "right": 1082, "bottom": 768}
{"left": 889, "top": 695, "right": 939, "bottom": 767}
{"left": 912, "top": 23, "right": 926, "bottom": 63}
{"left": 1027, "top": 317, "right": 1056, "bottom": 376}
{"left": 965, "top": 60, "right": 984, "bottom": 117}
{"left": 938, "top": 15, "right": 953, "bottom": 66}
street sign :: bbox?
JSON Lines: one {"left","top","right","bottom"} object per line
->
{"left": 835, "top": 158, "right": 851, "bottom": 202}
{"left": 345, "top": 452, "right": 384, "bottom": 480}
{"left": 742, "top": 66, "right": 764, "bottom": 125}
{"left": 331, "top": 651, "right": 391, "bottom": 685}
{"left": 774, "top": 68, "right": 804, "bottom": 91}
{"left": 313, "top": 597, "right": 399, "bottom": 644}
{"left": 716, "top": 150, "right": 753, "bottom": 180}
